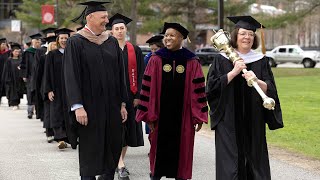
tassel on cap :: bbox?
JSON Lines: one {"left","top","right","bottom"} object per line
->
{"left": 260, "top": 23, "right": 266, "bottom": 55}
{"left": 187, "top": 36, "right": 191, "bottom": 43}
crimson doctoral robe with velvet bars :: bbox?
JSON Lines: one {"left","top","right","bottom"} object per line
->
{"left": 136, "top": 47, "right": 208, "bottom": 180}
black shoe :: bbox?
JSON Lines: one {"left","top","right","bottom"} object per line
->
{"left": 98, "top": 174, "right": 116, "bottom": 180}
{"left": 27, "top": 114, "right": 32, "bottom": 119}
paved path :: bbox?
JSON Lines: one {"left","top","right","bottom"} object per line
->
{"left": 0, "top": 97, "right": 320, "bottom": 180}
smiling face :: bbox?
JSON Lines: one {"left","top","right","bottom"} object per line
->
{"left": 236, "top": 28, "right": 255, "bottom": 53}
{"left": 87, "top": 11, "right": 109, "bottom": 34}
{"left": 111, "top": 23, "right": 127, "bottom": 41}
{"left": 163, "top": 28, "right": 184, "bottom": 51}
{"left": 58, "top": 34, "right": 68, "bottom": 49}
{"left": 12, "top": 49, "right": 21, "bottom": 58}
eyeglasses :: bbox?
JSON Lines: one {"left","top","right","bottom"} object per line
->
{"left": 238, "top": 32, "right": 255, "bottom": 37}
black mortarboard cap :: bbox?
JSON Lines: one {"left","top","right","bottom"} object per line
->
{"left": 106, "top": 13, "right": 132, "bottom": 27}
{"left": 10, "top": 43, "right": 21, "bottom": 50}
{"left": 79, "top": 1, "right": 111, "bottom": 17}
{"left": 146, "top": 35, "right": 164, "bottom": 44}
{"left": 160, "top": 22, "right": 189, "bottom": 39}
{"left": 227, "top": 15, "right": 265, "bottom": 32}
{"left": 43, "top": 36, "right": 57, "bottom": 43}
{"left": 41, "top": 27, "right": 57, "bottom": 35}
{"left": 54, "top": 28, "right": 74, "bottom": 36}
{"left": 0, "top": 38, "right": 7, "bottom": 44}
{"left": 29, "top": 33, "right": 42, "bottom": 40}
{"left": 72, "top": 1, "right": 110, "bottom": 25}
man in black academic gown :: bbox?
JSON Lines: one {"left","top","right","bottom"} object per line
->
{"left": 32, "top": 27, "right": 57, "bottom": 120}
{"left": 64, "top": 1, "right": 128, "bottom": 180}
{"left": 0, "top": 38, "right": 10, "bottom": 103}
{"left": 107, "top": 13, "right": 144, "bottom": 180}
{"left": 20, "top": 33, "right": 42, "bottom": 119}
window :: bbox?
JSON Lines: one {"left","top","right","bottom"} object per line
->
{"left": 289, "top": 48, "right": 298, "bottom": 53}
{"left": 278, "top": 48, "right": 286, "bottom": 53}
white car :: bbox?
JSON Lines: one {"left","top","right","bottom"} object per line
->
{"left": 266, "top": 45, "right": 320, "bottom": 68}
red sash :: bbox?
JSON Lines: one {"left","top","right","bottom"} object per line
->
{"left": 126, "top": 42, "right": 138, "bottom": 94}
{"left": 0, "top": 49, "right": 9, "bottom": 55}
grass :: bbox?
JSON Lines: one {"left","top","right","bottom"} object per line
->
{"left": 202, "top": 67, "right": 320, "bottom": 160}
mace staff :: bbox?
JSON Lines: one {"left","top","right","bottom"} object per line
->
{"left": 210, "top": 29, "right": 275, "bottom": 110}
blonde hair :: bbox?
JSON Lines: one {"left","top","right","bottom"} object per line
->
{"left": 46, "top": 42, "right": 57, "bottom": 54}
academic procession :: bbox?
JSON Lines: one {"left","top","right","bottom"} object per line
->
{"left": 1, "top": 1, "right": 320, "bottom": 180}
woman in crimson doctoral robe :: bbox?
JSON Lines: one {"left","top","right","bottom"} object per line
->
{"left": 206, "top": 16, "right": 283, "bottom": 180}
{"left": 136, "top": 22, "right": 208, "bottom": 180}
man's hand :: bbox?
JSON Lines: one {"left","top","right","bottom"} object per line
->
{"left": 148, "top": 122, "right": 155, "bottom": 133}
{"left": 23, "top": 78, "right": 27, "bottom": 82}
{"left": 120, "top": 106, "right": 128, "bottom": 123}
{"left": 195, "top": 123, "right": 202, "bottom": 132}
{"left": 48, "top": 91, "right": 54, "bottom": 101}
{"left": 133, "top": 99, "right": 140, "bottom": 107}
{"left": 75, "top": 107, "right": 88, "bottom": 126}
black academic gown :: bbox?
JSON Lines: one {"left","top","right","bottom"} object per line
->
{"left": 206, "top": 54, "right": 283, "bottom": 180}
{"left": 63, "top": 34, "right": 128, "bottom": 176}
{"left": 43, "top": 49, "right": 65, "bottom": 129}
{"left": 0, "top": 50, "right": 10, "bottom": 97}
{"left": 20, "top": 47, "right": 36, "bottom": 105}
{"left": 1, "top": 57, "right": 25, "bottom": 106}
{"left": 121, "top": 44, "right": 144, "bottom": 147}
{"left": 40, "top": 53, "right": 52, "bottom": 130}
{"left": 32, "top": 46, "right": 46, "bottom": 119}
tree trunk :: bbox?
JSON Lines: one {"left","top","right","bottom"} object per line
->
{"left": 130, "top": 0, "right": 137, "bottom": 44}
{"left": 187, "top": 0, "right": 197, "bottom": 51}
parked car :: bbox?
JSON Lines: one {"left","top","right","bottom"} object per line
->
{"left": 266, "top": 45, "right": 320, "bottom": 68}
{"left": 195, "top": 47, "right": 220, "bottom": 65}
{"left": 139, "top": 45, "right": 151, "bottom": 57}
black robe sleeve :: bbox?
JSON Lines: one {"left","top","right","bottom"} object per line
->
{"left": 134, "top": 45, "right": 145, "bottom": 99}
{"left": 20, "top": 51, "right": 27, "bottom": 78}
{"left": 261, "top": 57, "right": 283, "bottom": 130}
{"left": 43, "top": 51, "right": 54, "bottom": 97}
{"left": 63, "top": 38, "right": 83, "bottom": 149}
{"left": 206, "top": 54, "right": 231, "bottom": 130}
{"left": 1, "top": 60, "right": 12, "bottom": 98}
{"left": 31, "top": 48, "right": 45, "bottom": 93}
{"left": 63, "top": 38, "right": 83, "bottom": 109}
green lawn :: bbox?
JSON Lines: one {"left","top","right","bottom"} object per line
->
{"left": 203, "top": 67, "right": 320, "bottom": 159}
